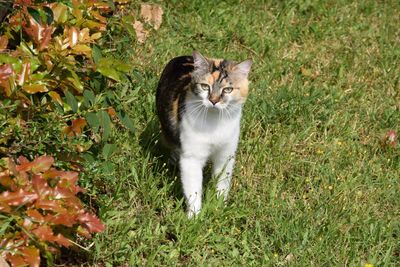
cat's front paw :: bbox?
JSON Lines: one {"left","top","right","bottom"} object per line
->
{"left": 187, "top": 206, "right": 201, "bottom": 218}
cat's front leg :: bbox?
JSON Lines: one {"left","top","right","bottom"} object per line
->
{"left": 180, "top": 155, "right": 206, "bottom": 218}
{"left": 211, "top": 145, "right": 237, "bottom": 201}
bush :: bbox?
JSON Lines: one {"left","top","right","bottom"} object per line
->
{"left": 0, "top": 0, "right": 135, "bottom": 265}
{"left": 0, "top": 155, "right": 105, "bottom": 266}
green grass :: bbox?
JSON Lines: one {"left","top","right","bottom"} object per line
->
{"left": 82, "top": 0, "right": 400, "bottom": 265}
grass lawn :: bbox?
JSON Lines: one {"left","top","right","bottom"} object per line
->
{"left": 82, "top": 0, "right": 399, "bottom": 265}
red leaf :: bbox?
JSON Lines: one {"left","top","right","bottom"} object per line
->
{"left": 27, "top": 209, "right": 45, "bottom": 222}
{"left": 78, "top": 212, "right": 105, "bottom": 233}
{"left": 6, "top": 254, "right": 25, "bottom": 267}
{"left": 32, "top": 174, "right": 52, "bottom": 197}
{"left": 39, "top": 26, "right": 54, "bottom": 51}
{"left": 21, "top": 246, "right": 40, "bottom": 267}
{"left": 58, "top": 171, "right": 79, "bottom": 184}
{"left": 31, "top": 155, "right": 54, "bottom": 173}
{"left": 0, "top": 64, "right": 13, "bottom": 80}
{"left": 43, "top": 168, "right": 64, "bottom": 179}
{"left": 54, "top": 234, "right": 71, "bottom": 247}
{"left": 16, "top": 156, "right": 34, "bottom": 172}
{"left": 35, "top": 199, "right": 67, "bottom": 213}
{"left": 0, "top": 189, "right": 38, "bottom": 206}
{"left": 46, "top": 212, "right": 77, "bottom": 227}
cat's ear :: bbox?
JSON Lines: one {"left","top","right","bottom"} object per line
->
{"left": 233, "top": 59, "right": 252, "bottom": 78}
{"left": 192, "top": 51, "right": 209, "bottom": 70}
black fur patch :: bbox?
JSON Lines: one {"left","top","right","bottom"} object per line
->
{"left": 156, "top": 56, "right": 194, "bottom": 147}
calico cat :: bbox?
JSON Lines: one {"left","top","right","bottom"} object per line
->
{"left": 156, "top": 51, "right": 252, "bottom": 217}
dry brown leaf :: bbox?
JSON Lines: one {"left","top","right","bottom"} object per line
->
{"left": 140, "top": 4, "right": 163, "bottom": 30}
{"left": 133, "top": 20, "right": 148, "bottom": 43}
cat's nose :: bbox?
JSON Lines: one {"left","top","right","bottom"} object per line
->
{"left": 209, "top": 97, "right": 219, "bottom": 105}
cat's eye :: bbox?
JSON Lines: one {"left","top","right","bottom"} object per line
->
{"left": 199, "top": 83, "right": 210, "bottom": 91}
{"left": 223, "top": 87, "right": 233, "bottom": 93}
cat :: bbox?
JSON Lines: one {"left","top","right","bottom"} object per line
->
{"left": 156, "top": 51, "right": 252, "bottom": 217}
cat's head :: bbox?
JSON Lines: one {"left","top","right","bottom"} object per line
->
{"left": 190, "top": 51, "right": 252, "bottom": 110}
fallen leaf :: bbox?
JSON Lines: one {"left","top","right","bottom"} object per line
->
{"left": 140, "top": 4, "right": 164, "bottom": 30}
{"left": 133, "top": 20, "right": 148, "bottom": 43}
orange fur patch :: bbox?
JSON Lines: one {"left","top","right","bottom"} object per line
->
{"left": 212, "top": 71, "right": 220, "bottom": 81}
{"left": 171, "top": 98, "right": 179, "bottom": 124}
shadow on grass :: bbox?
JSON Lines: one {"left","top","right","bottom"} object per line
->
{"left": 138, "top": 117, "right": 183, "bottom": 202}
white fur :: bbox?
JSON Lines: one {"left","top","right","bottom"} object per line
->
{"left": 179, "top": 91, "right": 242, "bottom": 218}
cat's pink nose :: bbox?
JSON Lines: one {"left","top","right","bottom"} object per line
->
{"left": 209, "top": 97, "right": 219, "bottom": 105}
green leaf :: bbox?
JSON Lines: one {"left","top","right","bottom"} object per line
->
{"left": 28, "top": 7, "right": 41, "bottom": 24}
{"left": 92, "top": 45, "right": 102, "bottom": 65}
{"left": 67, "top": 69, "right": 84, "bottom": 93}
{"left": 85, "top": 112, "right": 100, "bottom": 132}
{"left": 65, "top": 90, "right": 78, "bottom": 113}
{"left": 97, "top": 66, "right": 121, "bottom": 82}
{"left": 96, "top": 57, "right": 130, "bottom": 82}
{"left": 100, "top": 161, "right": 115, "bottom": 174}
{"left": 83, "top": 90, "right": 96, "bottom": 107}
{"left": 98, "top": 110, "right": 112, "bottom": 140}
{"left": 102, "top": 143, "right": 117, "bottom": 158}
{"left": 117, "top": 110, "right": 135, "bottom": 132}
{"left": 43, "top": 6, "right": 54, "bottom": 25}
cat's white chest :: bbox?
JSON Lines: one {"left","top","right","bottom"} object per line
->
{"left": 179, "top": 108, "right": 241, "bottom": 157}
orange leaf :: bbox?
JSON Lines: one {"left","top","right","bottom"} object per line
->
{"left": 0, "top": 189, "right": 38, "bottom": 206}
{"left": 106, "top": 107, "right": 117, "bottom": 118}
{"left": 39, "top": 26, "right": 54, "bottom": 51}
{"left": 46, "top": 212, "right": 77, "bottom": 227}
{"left": 68, "top": 27, "right": 79, "bottom": 47}
{"left": 22, "top": 84, "right": 48, "bottom": 94}
{"left": 16, "top": 155, "right": 33, "bottom": 172}
{"left": 31, "top": 155, "right": 54, "bottom": 173}
{"left": 0, "top": 35, "right": 8, "bottom": 51}
{"left": 23, "top": 16, "right": 42, "bottom": 45}
{"left": 78, "top": 212, "right": 105, "bottom": 233}
{"left": 27, "top": 209, "right": 45, "bottom": 222}
{"left": 21, "top": 247, "right": 40, "bottom": 267}
{"left": 54, "top": 234, "right": 71, "bottom": 247}
{"left": 6, "top": 254, "right": 25, "bottom": 267}
{"left": 35, "top": 199, "right": 67, "bottom": 213}
{"left": 0, "top": 201, "right": 11, "bottom": 213}
{"left": 48, "top": 91, "right": 63, "bottom": 105}
{"left": 71, "top": 118, "right": 87, "bottom": 135}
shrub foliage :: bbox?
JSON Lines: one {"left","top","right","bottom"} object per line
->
{"left": 0, "top": 0, "right": 134, "bottom": 265}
